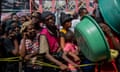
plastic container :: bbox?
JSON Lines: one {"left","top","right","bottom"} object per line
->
{"left": 99, "top": 0, "right": 120, "bottom": 34}
{"left": 75, "top": 15, "right": 110, "bottom": 62}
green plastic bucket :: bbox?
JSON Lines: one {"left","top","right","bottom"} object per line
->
{"left": 75, "top": 15, "right": 110, "bottom": 62}
{"left": 99, "top": 0, "right": 120, "bottom": 34}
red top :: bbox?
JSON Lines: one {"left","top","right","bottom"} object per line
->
{"left": 99, "top": 35, "right": 119, "bottom": 72}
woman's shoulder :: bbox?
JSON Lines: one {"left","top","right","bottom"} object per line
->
{"left": 40, "top": 28, "right": 48, "bottom": 35}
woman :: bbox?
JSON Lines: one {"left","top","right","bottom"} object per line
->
{"left": 19, "top": 22, "right": 40, "bottom": 72}
{"left": 40, "top": 11, "right": 67, "bottom": 72}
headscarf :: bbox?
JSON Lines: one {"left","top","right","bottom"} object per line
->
{"left": 41, "top": 11, "right": 55, "bottom": 23}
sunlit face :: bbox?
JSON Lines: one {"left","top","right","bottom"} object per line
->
{"left": 26, "top": 25, "right": 36, "bottom": 39}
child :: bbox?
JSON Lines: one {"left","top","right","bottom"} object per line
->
{"left": 62, "top": 30, "right": 80, "bottom": 72}
{"left": 59, "top": 12, "right": 73, "bottom": 51}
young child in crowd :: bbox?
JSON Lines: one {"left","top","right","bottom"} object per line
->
{"left": 62, "top": 30, "right": 81, "bottom": 72}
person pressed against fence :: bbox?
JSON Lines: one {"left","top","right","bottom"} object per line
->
{"left": 19, "top": 11, "right": 68, "bottom": 72}
{"left": 60, "top": 12, "right": 73, "bottom": 51}
{"left": 62, "top": 30, "right": 81, "bottom": 72}
{"left": 59, "top": 12, "right": 81, "bottom": 71}
{"left": 31, "top": 12, "right": 43, "bottom": 32}
{"left": 95, "top": 23, "right": 120, "bottom": 72}
{"left": 2, "top": 26, "right": 19, "bottom": 72}
{"left": 0, "top": 23, "right": 7, "bottom": 72}
{"left": 40, "top": 11, "right": 67, "bottom": 72}
{"left": 91, "top": 7, "right": 120, "bottom": 72}
{"left": 9, "top": 21, "right": 22, "bottom": 44}
{"left": 19, "top": 22, "right": 41, "bottom": 72}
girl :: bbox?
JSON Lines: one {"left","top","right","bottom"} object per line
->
{"left": 62, "top": 30, "right": 80, "bottom": 72}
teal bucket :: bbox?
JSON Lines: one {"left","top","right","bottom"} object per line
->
{"left": 75, "top": 15, "right": 110, "bottom": 62}
{"left": 99, "top": 0, "right": 120, "bottom": 34}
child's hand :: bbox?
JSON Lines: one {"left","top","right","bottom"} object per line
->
{"left": 59, "top": 64, "right": 67, "bottom": 70}
{"left": 74, "top": 56, "right": 80, "bottom": 62}
{"left": 73, "top": 64, "right": 80, "bottom": 68}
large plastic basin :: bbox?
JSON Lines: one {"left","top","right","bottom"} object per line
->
{"left": 75, "top": 15, "right": 110, "bottom": 62}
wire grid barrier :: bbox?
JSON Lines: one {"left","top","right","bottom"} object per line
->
{"left": 1, "top": 0, "right": 86, "bottom": 12}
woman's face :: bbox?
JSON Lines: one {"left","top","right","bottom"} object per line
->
{"left": 45, "top": 15, "right": 55, "bottom": 26}
{"left": 26, "top": 25, "right": 36, "bottom": 39}
{"left": 99, "top": 23, "right": 111, "bottom": 32}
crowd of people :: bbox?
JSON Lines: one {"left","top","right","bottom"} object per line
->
{"left": 0, "top": 0, "right": 120, "bottom": 72}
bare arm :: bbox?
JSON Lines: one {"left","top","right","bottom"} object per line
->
{"left": 45, "top": 51, "right": 63, "bottom": 66}
{"left": 68, "top": 52, "right": 80, "bottom": 62}
{"left": 60, "top": 37, "right": 65, "bottom": 50}
{"left": 39, "top": 35, "right": 67, "bottom": 70}
{"left": 12, "top": 39, "right": 19, "bottom": 55}
{"left": 62, "top": 51, "right": 79, "bottom": 67}
{"left": 19, "top": 39, "right": 26, "bottom": 57}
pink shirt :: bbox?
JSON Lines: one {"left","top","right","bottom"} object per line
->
{"left": 64, "top": 43, "right": 77, "bottom": 53}
{"left": 63, "top": 42, "right": 78, "bottom": 71}
{"left": 40, "top": 28, "right": 59, "bottom": 53}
